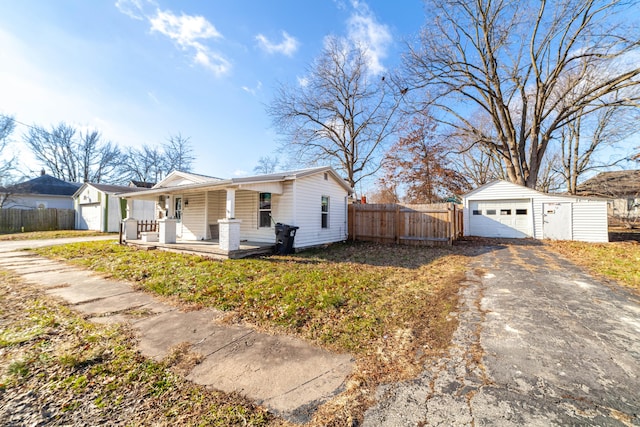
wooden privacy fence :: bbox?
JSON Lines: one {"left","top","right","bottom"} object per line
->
{"left": 348, "top": 203, "right": 463, "bottom": 246}
{"left": 0, "top": 208, "right": 75, "bottom": 233}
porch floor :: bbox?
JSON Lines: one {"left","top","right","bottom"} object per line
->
{"left": 124, "top": 239, "right": 275, "bottom": 259}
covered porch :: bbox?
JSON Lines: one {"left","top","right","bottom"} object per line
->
{"left": 118, "top": 176, "right": 287, "bottom": 258}
{"left": 123, "top": 238, "right": 274, "bottom": 260}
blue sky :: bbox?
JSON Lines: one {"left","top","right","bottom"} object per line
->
{"left": 0, "top": 0, "right": 425, "bottom": 180}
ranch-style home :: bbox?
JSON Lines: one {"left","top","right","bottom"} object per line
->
{"left": 118, "top": 166, "right": 353, "bottom": 256}
{"left": 462, "top": 180, "right": 609, "bottom": 243}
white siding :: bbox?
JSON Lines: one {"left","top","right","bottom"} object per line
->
{"left": 5, "top": 195, "right": 74, "bottom": 210}
{"left": 181, "top": 193, "right": 207, "bottom": 240}
{"left": 572, "top": 200, "right": 609, "bottom": 243}
{"left": 235, "top": 190, "right": 275, "bottom": 243}
{"left": 206, "top": 190, "right": 226, "bottom": 239}
{"left": 131, "top": 199, "right": 156, "bottom": 222}
{"left": 463, "top": 181, "right": 609, "bottom": 242}
{"left": 292, "top": 174, "right": 348, "bottom": 248}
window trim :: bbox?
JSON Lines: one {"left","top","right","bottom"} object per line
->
{"left": 258, "top": 192, "right": 272, "bottom": 228}
{"left": 321, "top": 195, "right": 329, "bottom": 229}
{"left": 174, "top": 196, "right": 182, "bottom": 222}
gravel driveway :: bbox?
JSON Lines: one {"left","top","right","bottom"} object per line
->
{"left": 364, "top": 242, "right": 640, "bottom": 426}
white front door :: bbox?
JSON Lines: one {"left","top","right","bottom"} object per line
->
{"left": 543, "top": 202, "right": 572, "bottom": 240}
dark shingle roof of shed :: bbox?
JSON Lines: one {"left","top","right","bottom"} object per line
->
{"left": 575, "top": 170, "right": 640, "bottom": 197}
{"left": 7, "top": 174, "right": 81, "bottom": 196}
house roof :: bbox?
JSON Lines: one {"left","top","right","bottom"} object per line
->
{"left": 575, "top": 170, "right": 640, "bottom": 197}
{"left": 462, "top": 179, "right": 603, "bottom": 201}
{"left": 119, "top": 166, "right": 353, "bottom": 198}
{"left": 73, "top": 182, "right": 152, "bottom": 198}
{"left": 5, "top": 174, "right": 81, "bottom": 197}
{"left": 129, "top": 180, "right": 155, "bottom": 188}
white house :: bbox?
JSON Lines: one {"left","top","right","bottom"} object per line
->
{"left": 74, "top": 183, "right": 155, "bottom": 232}
{"left": 118, "top": 166, "right": 353, "bottom": 253}
{"left": 462, "top": 180, "right": 608, "bottom": 243}
{"left": 1, "top": 172, "right": 80, "bottom": 210}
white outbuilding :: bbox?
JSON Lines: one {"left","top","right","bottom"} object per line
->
{"left": 462, "top": 180, "right": 609, "bottom": 242}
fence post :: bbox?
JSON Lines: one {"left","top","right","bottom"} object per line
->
{"left": 395, "top": 204, "right": 400, "bottom": 244}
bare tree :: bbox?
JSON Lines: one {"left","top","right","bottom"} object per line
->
{"left": 25, "top": 122, "right": 77, "bottom": 181}
{"left": 405, "top": 0, "right": 640, "bottom": 188}
{"left": 78, "top": 130, "right": 122, "bottom": 183}
{"left": 268, "top": 36, "right": 405, "bottom": 189}
{"left": 24, "top": 122, "right": 122, "bottom": 183}
{"left": 119, "top": 145, "right": 165, "bottom": 184}
{"left": 253, "top": 156, "right": 279, "bottom": 174}
{"left": 163, "top": 133, "right": 194, "bottom": 173}
{"left": 0, "top": 115, "right": 16, "bottom": 187}
{"left": 558, "top": 105, "right": 638, "bottom": 193}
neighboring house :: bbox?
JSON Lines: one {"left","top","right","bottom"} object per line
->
{"left": 574, "top": 170, "right": 640, "bottom": 220}
{"left": 462, "top": 180, "right": 608, "bottom": 242}
{"left": 74, "top": 183, "right": 155, "bottom": 232}
{"left": 0, "top": 171, "right": 81, "bottom": 210}
{"left": 118, "top": 166, "right": 353, "bottom": 252}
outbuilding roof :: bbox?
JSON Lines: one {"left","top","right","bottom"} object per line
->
{"left": 5, "top": 174, "right": 81, "bottom": 197}
{"left": 575, "top": 170, "right": 640, "bottom": 197}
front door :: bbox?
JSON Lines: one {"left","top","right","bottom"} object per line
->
{"left": 543, "top": 202, "right": 571, "bottom": 240}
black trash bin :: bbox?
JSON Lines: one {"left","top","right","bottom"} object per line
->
{"left": 274, "top": 223, "right": 299, "bottom": 255}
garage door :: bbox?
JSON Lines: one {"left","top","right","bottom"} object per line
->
{"left": 79, "top": 204, "right": 101, "bottom": 231}
{"left": 469, "top": 199, "right": 531, "bottom": 238}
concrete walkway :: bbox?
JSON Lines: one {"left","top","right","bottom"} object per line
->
{"left": 364, "top": 243, "right": 640, "bottom": 426}
{"left": 0, "top": 237, "right": 353, "bottom": 423}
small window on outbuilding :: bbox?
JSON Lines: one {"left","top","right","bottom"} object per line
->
{"left": 472, "top": 210, "right": 482, "bottom": 215}
{"left": 321, "top": 195, "right": 329, "bottom": 228}
{"left": 486, "top": 209, "right": 496, "bottom": 215}
{"left": 500, "top": 209, "right": 511, "bottom": 215}
{"left": 259, "top": 193, "right": 272, "bottom": 227}
{"left": 516, "top": 209, "right": 527, "bottom": 215}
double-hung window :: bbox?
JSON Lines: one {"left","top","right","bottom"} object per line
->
{"left": 321, "top": 195, "right": 329, "bottom": 228}
{"left": 259, "top": 193, "right": 272, "bottom": 227}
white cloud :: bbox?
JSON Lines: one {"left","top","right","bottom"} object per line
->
{"left": 241, "top": 81, "right": 263, "bottom": 95}
{"left": 233, "top": 169, "right": 249, "bottom": 177}
{"left": 255, "top": 31, "right": 300, "bottom": 57}
{"left": 117, "top": 5, "right": 231, "bottom": 77}
{"left": 150, "top": 10, "right": 222, "bottom": 46}
{"left": 346, "top": 1, "right": 392, "bottom": 75}
{"left": 297, "top": 76, "right": 309, "bottom": 87}
{"left": 115, "top": 0, "right": 153, "bottom": 21}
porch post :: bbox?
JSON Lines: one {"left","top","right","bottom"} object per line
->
{"left": 125, "top": 199, "right": 134, "bottom": 219}
{"left": 218, "top": 219, "right": 242, "bottom": 251}
{"left": 226, "top": 188, "right": 236, "bottom": 218}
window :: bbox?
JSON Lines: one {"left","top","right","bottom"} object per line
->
{"left": 628, "top": 198, "right": 637, "bottom": 211}
{"left": 500, "top": 209, "right": 511, "bottom": 215}
{"left": 516, "top": 209, "right": 527, "bottom": 215}
{"left": 321, "top": 195, "right": 329, "bottom": 228}
{"left": 174, "top": 197, "right": 182, "bottom": 221}
{"left": 486, "top": 209, "right": 496, "bottom": 215}
{"left": 472, "top": 210, "right": 482, "bottom": 215}
{"left": 259, "top": 193, "right": 272, "bottom": 227}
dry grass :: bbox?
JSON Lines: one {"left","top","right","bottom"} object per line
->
{"left": 34, "top": 240, "right": 472, "bottom": 425}
{"left": 0, "top": 230, "right": 111, "bottom": 241}
{"left": 546, "top": 240, "right": 640, "bottom": 293}
{"left": 0, "top": 270, "right": 277, "bottom": 426}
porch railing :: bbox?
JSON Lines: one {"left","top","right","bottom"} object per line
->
{"left": 136, "top": 220, "right": 158, "bottom": 238}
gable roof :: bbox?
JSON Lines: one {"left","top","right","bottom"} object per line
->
{"left": 73, "top": 182, "right": 151, "bottom": 198}
{"left": 575, "top": 170, "right": 640, "bottom": 197}
{"left": 119, "top": 166, "right": 352, "bottom": 198}
{"left": 153, "top": 170, "right": 222, "bottom": 189}
{"left": 5, "top": 174, "right": 81, "bottom": 197}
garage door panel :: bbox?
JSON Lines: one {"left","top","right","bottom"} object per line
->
{"left": 469, "top": 199, "right": 531, "bottom": 238}
{"left": 79, "top": 204, "right": 101, "bottom": 231}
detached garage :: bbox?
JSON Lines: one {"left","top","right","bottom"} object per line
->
{"left": 462, "top": 180, "right": 608, "bottom": 243}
